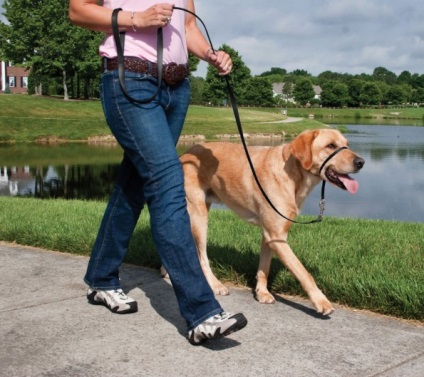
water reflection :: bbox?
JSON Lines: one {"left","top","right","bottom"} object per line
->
{"left": 0, "top": 164, "right": 119, "bottom": 199}
{"left": 0, "top": 125, "right": 423, "bottom": 222}
{"left": 0, "top": 143, "right": 123, "bottom": 199}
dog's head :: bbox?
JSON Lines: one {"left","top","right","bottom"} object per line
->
{"left": 289, "top": 129, "right": 365, "bottom": 194}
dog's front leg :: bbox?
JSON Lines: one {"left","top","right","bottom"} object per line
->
{"left": 256, "top": 240, "right": 276, "bottom": 304}
{"left": 270, "top": 240, "right": 334, "bottom": 315}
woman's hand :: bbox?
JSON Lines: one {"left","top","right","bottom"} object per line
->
{"left": 133, "top": 3, "right": 174, "bottom": 30}
{"left": 206, "top": 49, "right": 233, "bottom": 76}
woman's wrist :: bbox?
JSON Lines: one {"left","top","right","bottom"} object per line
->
{"left": 204, "top": 47, "right": 214, "bottom": 62}
{"left": 130, "top": 11, "right": 137, "bottom": 32}
{"left": 117, "top": 10, "right": 138, "bottom": 32}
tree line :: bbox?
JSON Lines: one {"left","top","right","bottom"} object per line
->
{"left": 1, "top": 0, "right": 424, "bottom": 107}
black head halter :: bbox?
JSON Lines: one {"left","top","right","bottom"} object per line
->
{"left": 319, "top": 146, "right": 348, "bottom": 175}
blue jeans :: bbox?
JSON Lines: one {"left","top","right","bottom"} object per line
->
{"left": 84, "top": 70, "right": 222, "bottom": 330}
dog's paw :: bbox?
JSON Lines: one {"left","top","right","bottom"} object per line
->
{"left": 212, "top": 283, "right": 230, "bottom": 296}
{"left": 255, "top": 289, "right": 275, "bottom": 304}
{"left": 313, "top": 297, "right": 335, "bottom": 316}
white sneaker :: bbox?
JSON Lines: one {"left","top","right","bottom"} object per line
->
{"left": 87, "top": 288, "right": 138, "bottom": 314}
{"left": 187, "top": 312, "right": 247, "bottom": 345}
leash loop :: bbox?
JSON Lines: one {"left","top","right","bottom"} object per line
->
{"left": 112, "top": 8, "right": 163, "bottom": 104}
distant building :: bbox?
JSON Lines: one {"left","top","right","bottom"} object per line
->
{"left": 0, "top": 60, "right": 30, "bottom": 94}
{"left": 312, "top": 85, "right": 322, "bottom": 100}
{"left": 272, "top": 82, "right": 322, "bottom": 103}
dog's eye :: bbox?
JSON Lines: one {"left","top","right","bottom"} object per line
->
{"left": 327, "top": 143, "right": 337, "bottom": 149}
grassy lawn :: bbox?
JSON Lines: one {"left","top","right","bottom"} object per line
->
{"left": 0, "top": 94, "right": 319, "bottom": 142}
{"left": 0, "top": 197, "right": 422, "bottom": 321}
{"left": 1, "top": 94, "right": 423, "bottom": 143}
{"left": 286, "top": 106, "right": 424, "bottom": 121}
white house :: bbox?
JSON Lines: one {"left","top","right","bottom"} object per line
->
{"left": 272, "top": 82, "right": 322, "bottom": 103}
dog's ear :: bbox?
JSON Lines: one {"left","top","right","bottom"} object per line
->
{"left": 289, "top": 130, "right": 320, "bottom": 170}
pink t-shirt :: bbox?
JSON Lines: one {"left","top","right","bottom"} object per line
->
{"left": 100, "top": 0, "right": 188, "bottom": 65}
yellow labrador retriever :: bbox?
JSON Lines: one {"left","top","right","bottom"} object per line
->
{"left": 178, "top": 129, "right": 364, "bottom": 315}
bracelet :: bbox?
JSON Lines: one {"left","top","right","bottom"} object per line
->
{"left": 131, "top": 11, "right": 137, "bottom": 32}
{"left": 204, "top": 47, "right": 214, "bottom": 62}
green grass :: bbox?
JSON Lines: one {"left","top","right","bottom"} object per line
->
{"left": 0, "top": 95, "right": 316, "bottom": 142}
{"left": 2, "top": 95, "right": 423, "bottom": 143}
{"left": 286, "top": 106, "right": 424, "bottom": 121}
{"left": 0, "top": 197, "right": 422, "bottom": 321}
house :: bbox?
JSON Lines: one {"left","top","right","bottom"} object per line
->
{"left": 272, "top": 82, "right": 322, "bottom": 103}
{"left": 272, "top": 82, "right": 295, "bottom": 103}
{"left": 0, "top": 60, "right": 30, "bottom": 94}
{"left": 312, "top": 85, "right": 322, "bottom": 100}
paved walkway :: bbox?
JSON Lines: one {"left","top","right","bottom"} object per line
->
{"left": 1, "top": 242, "right": 423, "bottom": 377}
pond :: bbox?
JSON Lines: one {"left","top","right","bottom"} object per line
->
{"left": 0, "top": 124, "right": 423, "bottom": 223}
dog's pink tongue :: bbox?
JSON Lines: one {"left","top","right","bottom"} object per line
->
{"left": 340, "top": 175, "right": 358, "bottom": 194}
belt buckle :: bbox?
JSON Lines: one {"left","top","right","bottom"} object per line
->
{"left": 163, "top": 62, "right": 184, "bottom": 86}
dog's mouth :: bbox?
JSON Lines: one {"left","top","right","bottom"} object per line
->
{"left": 325, "top": 168, "right": 359, "bottom": 194}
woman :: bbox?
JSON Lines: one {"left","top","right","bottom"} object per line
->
{"left": 68, "top": 0, "right": 247, "bottom": 345}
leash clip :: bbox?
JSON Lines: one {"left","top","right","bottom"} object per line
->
{"left": 319, "top": 198, "right": 326, "bottom": 219}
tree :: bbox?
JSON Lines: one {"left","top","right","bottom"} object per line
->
{"left": 259, "top": 67, "right": 287, "bottom": 83}
{"left": 188, "top": 53, "right": 200, "bottom": 74}
{"left": 348, "top": 79, "right": 365, "bottom": 107}
{"left": 73, "top": 29, "right": 104, "bottom": 99}
{"left": 359, "top": 82, "right": 382, "bottom": 106}
{"left": 317, "top": 70, "right": 352, "bottom": 85}
{"left": 410, "top": 73, "right": 424, "bottom": 89}
{"left": 320, "top": 81, "right": 350, "bottom": 107}
{"left": 293, "top": 77, "right": 315, "bottom": 105}
{"left": 397, "top": 70, "right": 412, "bottom": 85}
{"left": 282, "top": 82, "right": 293, "bottom": 103}
{"left": 0, "top": 0, "right": 101, "bottom": 99}
{"left": 376, "top": 81, "right": 390, "bottom": 105}
{"left": 386, "top": 85, "right": 411, "bottom": 105}
{"left": 372, "top": 66, "right": 397, "bottom": 85}
{"left": 0, "top": 0, "right": 41, "bottom": 81}
{"left": 260, "top": 73, "right": 285, "bottom": 86}
{"left": 411, "top": 88, "right": 424, "bottom": 104}
{"left": 290, "top": 69, "right": 311, "bottom": 77}
{"left": 189, "top": 76, "right": 205, "bottom": 104}
{"left": 259, "top": 67, "right": 287, "bottom": 77}
{"left": 242, "top": 77, "right": 274, "bottom": 107}
{"left": 202, "top": 44, "right": 251, "bottom": 105}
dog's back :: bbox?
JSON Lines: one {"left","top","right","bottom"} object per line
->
{"left": 181, "top": 142, "right": 285, "bottom": 220}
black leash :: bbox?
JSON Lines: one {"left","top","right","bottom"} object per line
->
{"left": 112, "top": 8, "right": 163, "bottom": 104}
{"left": 175, "top": 7, "right": 330, "bottom": 224}
{"left": 111, "top": 6, "right": 346, "bottom": 224}
{"left": 224, "top": 77, "right": 331, "bottom": 224}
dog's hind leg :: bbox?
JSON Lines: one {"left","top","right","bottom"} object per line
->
{"left": 187, "top": 198, "right": 230, "bottom": 296}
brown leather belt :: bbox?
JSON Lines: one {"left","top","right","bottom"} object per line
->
{"left": 102, "top": 57, "right": 189, "bottom": 86}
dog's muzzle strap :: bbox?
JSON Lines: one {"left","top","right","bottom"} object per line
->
{"left": 319, "top": 146, "right": 348, "bottom": 175}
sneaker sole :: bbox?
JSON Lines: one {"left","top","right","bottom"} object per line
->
{"left": 188, "top": 313, "right": 248, "bottom": 345}
{"left": 87, "top": 291, "right": 138, "bottom": 314}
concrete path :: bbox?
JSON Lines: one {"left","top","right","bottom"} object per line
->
{"left": 1, "top": 242, "right": 423, "bottom": 377}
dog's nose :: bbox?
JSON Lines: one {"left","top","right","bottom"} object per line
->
{"left": 354, "top": 157, "right": 365, "bottom": 170}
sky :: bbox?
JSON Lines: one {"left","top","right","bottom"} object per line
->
{"left": 1, "top": 0, "right": 423, "bottom": 78}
